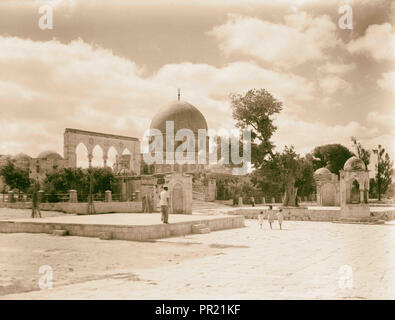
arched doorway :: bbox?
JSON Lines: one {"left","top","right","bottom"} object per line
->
{"left": 172, "top": 183, "right": 184, "bottom": 214}
{"left": 350, "top": 180, "right": 360, "bottom": 203}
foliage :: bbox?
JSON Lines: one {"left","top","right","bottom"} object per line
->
{"left": 310, "top": 144, "right": 354, "bottom": 176}
{"left": 373, "top": 145, "right": 393, "bottom": 201}
{"left": 251, "top": 146, "right": 315, "bottom": 205}
{"left": 0, "top": 161, "right": 31, "bottom": 192}
{"left": 351, "top": 136, "right": 370, "bottom": 167}
{"left": 42, "top": 167, "right": 115, "bottom": 202}
{"left": 230, "top": 88, "right": 282, "bottom": 168}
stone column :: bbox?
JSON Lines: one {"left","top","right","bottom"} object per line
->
{"left": 103, "top": 155, "right": 108, "bottom": 168}
{"left": 238, "top": 197, "right": 243, "bottom": 206}
{"left": 38, "top": 190, "right": 44, "bottom": 203}
{"left": 69, "top": 190, "right": 78, "bottom": 203}
{"left": 8, "top": 191, "right": 14, "bottom": 203}
{"left": 262, "top": 197, "right": 265, "bottom": 204}
{"left": 88, "top": 153, "right": 93, "bottom": 168}
{"left": 121, "top": 180, "right": 127, "bottom": 202}
{"left": 105, "top": 190, "right": 112, "bottom": 202}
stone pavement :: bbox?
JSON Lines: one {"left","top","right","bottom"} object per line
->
{"left": 2, "top": 219, "right": 394, "bottom": 299}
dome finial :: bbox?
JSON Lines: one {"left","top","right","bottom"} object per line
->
{"left": 177, "top": 88, "right": 181, "bottom": 101}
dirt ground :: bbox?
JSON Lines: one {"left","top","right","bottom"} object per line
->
{"left": 1, "top": 208, "right": 394, "bottom": 299}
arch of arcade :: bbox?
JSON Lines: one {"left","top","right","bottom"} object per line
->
{"left": 64, "top": 128, "right": 141, "bottom": 174}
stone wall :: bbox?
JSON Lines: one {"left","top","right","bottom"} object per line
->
{"left": 0, "top": 201, "right": 142, "bottom": 214}
{"left": 0, "top": 215, "right": 245, "bottom": 241}
{"left": 230, "top": 207, "right": 395, "bottom": 222}
{"left": 231, "top": 207, "right": 341, "bottom": 221}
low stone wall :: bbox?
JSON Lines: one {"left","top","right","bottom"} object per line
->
{"left": 0, "top": 215, "right": 245, "bottom": 241}
{"left": 231, "top": 207, "right": 340, "bottom": 221}
{"left": 0, "top": 201, "right": 143, "bottom": 214}
{"left": 231, "top": 207, "right": 395, "bottom": 222}
{"left": 192, "top": 191, "right": 206, "bottom": 201}
{"left": 370, "top": 210, "right": 395, "bottom": 221}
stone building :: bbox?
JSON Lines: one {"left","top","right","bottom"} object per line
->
{"left": 339, "top": 156, "right": 370, "bottom": 219}
{"left": 29, "top": 151, "right": 67, "bottom": 183}
{"left": 313, "top": 167, "right": 340, "bottom": 206}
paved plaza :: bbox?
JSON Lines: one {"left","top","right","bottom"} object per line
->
{"left": 0, "top": 208, "right": 394, "bottom": 299}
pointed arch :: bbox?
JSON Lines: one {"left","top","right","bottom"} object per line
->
{"left": 107, "top": 146, "right": 118, "bottom": 169}
{"left": 76, "top": 143, "right": 89, "bottom": 168}
{"left": 92, "top": 145, "right": 104, "bottom": 167}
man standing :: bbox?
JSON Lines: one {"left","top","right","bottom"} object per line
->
{"left": 31, "top": 181, "right": 42, "bottom": 219}
{"left": 250, "top": 196, "right": 255, "bottom": 207}
{"left": 159, "top": 186, "right": 169, "bottom": 224}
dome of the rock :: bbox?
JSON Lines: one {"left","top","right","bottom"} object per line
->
{"left": 150, "top": 100, "right": 208, "bottom": 134}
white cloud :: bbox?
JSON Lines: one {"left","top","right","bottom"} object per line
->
{"left": 209, "top": 12, "right": 340, "bottom": 68}
{"left": 347, "top": 23, "right": 395, "bottom": 62}
{"left": 319, "top": 75, "right": 352, "bottom": 95}
{"left": 318, "top": 61, "right": 356, "bottom": 74}
{"left": 0, "top": 36, "right": 316, "bottom": 157}
{"left": 377, "top": 70, "right": 395, "bottom": 94}
{"left": 273, "top": 116, "right": 380, "bottom": 156}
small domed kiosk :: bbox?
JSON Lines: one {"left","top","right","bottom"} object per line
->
{"left": 313, "top": 167, "right": 339, "bottom": 206}
{"left": 339, "top": 156, "right": 370, "bottom": 220}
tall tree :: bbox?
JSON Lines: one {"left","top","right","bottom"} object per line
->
{"left": 0, "top": 161, "right": 31, "bottom": 192}
{"left": 311, "top": 144, "right": 354, "bottom": 176}
{"left": 252, "top": 146, "right": 315, "bottom": 206}
{"left": 351, "top": 136, "right": 370, "bottom": 167}
{"left": 373, "top": 145, "right": 393, "bottom": 201}
{"left": 230, "top": 88, "right": 282, "bottom": 168}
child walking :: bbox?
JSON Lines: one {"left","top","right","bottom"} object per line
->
{"left": 258, "top": 211, "right": 264, "bottom": 229}
{"left": 277, "top": 208, "right": 284, "bottom": 230}
{"left": 267, "top": 205, "right": 274, "bottom": 229}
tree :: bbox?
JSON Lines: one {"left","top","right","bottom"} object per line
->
{"left": 230, "top": 88, "right": 282, "bottom": 168}
{"left": 251, "top": 146, "right": 315, "bottom": 206}
{"left": 0, "top": 161, "right": 31, "bottom": 192}
{"left": 43, "top": 167, "right": 115, "bottom": 202}
{"left": 351, "top": 136, "right": 370, "bottom": 167}
{"left": 311, "top": 144, "right": 354, "bottom": 176}
{"left": 373, "top": 145, "right": 393, "bottom": 201}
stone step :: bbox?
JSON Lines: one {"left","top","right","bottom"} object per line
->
{"left": 99, "top": 232, "right": 113, "bottom": 240}
{"left": 192, "top": 224, "right": 210, "bottom": 234}
{"left": 192, "top": 224, "right": 207, "bottom": 229}
{"left": 52, "top": 229, "right": 68, "bottom": 236}
{"left": 194, "top": 227, "right": 210, "bottom": 234}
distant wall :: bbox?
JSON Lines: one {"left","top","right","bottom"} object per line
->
{"left": 0, "top": 201, "right": 142, "bottom": 214}
{"left": 232, "top": 207, "right": 340, "bottom": 221}
{"left": 231, "top": 207, "right": 395, "bottom": 221}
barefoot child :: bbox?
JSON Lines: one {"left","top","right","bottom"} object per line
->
{"left": 267, "top": 205, "right": 274, "bottom": 229}
{"left": 277, "top": 208, "right": 284, "bottom": 230}
{"left": 258, "top": 211, "right": 264, "bottom": 229}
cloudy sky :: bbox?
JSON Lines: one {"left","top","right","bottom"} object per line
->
{"left": 0, "top": 0, "right": 394, "bottom": 169}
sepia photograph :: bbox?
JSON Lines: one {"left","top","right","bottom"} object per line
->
{"left": 0, "top": 0, "right": 394, "bottom": 307}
